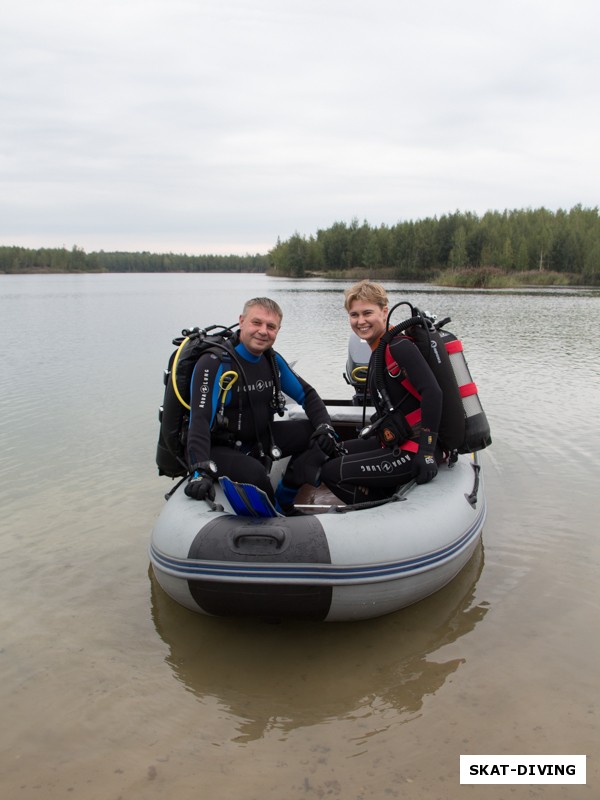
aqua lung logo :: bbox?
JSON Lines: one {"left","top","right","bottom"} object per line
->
{"left": 198, "top": 369, "right": 210, "bottom": 408}
{"left": 243, "top": 379, "right": 274, "bottom": 392}
{"left": 360, "top": 454, "right": 411, "bottom": 473}
{"left": 430, "top": 340, "right": 442, "bottom": 364}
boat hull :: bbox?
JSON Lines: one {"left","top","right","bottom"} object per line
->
{"left": 150, "top": 448, "right": 486, "bottom": 622}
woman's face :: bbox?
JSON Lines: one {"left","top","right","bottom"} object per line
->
{"left": 347, "top": 299, "right": 388, "bottom": 346}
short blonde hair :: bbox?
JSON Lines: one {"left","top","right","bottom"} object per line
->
{"left": 343, "top": 280, "right": 389, "bottom": 311}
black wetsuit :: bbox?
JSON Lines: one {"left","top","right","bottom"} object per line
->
{"left": 187, "top": 339, "right": 331, "bottom": 500}
{"left": 320, "top": 335, "right": 443, "bottom": 504}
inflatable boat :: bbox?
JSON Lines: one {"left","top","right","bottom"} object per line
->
{"left": 150, "top": 319, "right": 489, "bottom": 623}
{"left": 149, "top": 398, "right": 486, "bottom": 622}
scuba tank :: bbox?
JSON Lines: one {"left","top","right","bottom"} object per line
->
{"left": 435, "top": 326, "right": 492, "bottom": 454}
{"left": 156, "top": 323, "right": 287, "bottom": 478}
{"left": 372, "top": 302, "right": 491, "bottom": 456}
{"left": 156, "top": 324, "right": 238, "bottom": 478}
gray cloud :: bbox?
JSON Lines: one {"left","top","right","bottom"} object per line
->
{"left": 2, "top": 0, "right": 599, "bottom": 254}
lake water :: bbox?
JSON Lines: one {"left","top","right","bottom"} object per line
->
{"left": 1, "top": 273, "right": 599, "bottom": 799}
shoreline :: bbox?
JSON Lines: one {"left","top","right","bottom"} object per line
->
{"left": 1, "top": 267, "right": 589, "bottom": 289}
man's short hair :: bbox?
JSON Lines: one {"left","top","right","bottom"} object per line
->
{"left": 242, "top": 297, "right": 283, "bottom": 322}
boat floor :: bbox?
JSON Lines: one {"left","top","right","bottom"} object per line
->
{"left": 293, "top": 484, "right": 345, "bottom": 514}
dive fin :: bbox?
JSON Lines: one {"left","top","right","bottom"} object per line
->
{"left": 219, "top": 476, "right": 252, "bottom": 516}
{"left": 219, "top": 476, "right": 281, "bottom": 518}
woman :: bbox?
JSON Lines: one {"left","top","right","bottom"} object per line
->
{"left": 320, "top": 280, "right": 444, "bottom": 505}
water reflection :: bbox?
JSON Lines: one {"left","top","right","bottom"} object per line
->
{"left": 149, "top": 542, "right": 487, "bottom": 743}
{"left": 268, "top": 277, "right": 600, "bottom": 299}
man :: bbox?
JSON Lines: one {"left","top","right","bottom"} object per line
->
{"left": 185, "top": 297, "right": 338, "bottom": 514}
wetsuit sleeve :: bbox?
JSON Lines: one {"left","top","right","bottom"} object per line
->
{"left": 388, "top": 337, "right": 442, "bottom": 434}
{"left": 275, "top": 352, "right": 331, "bottom": 428}
{"left": 186, "top": 352, "right": 225, "bottom": 469}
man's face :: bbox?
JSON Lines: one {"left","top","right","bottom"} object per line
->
{"left": 238, "top": 304, "right": 281, "bottom": 356}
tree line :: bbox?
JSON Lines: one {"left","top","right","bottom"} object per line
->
{"left": 3, "top": 205, "right": 599, "bottom": 284}
{"left": 0, "top": 246, "right": 269, "bottom": 274}
{"left": 268, "top": 206, "right": 600, "bottom": 284}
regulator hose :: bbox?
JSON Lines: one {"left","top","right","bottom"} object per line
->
{"left": 171, "top": 336, "right": 193, "bottom": 410}
{"left": 171, "top": 325, "right": 237, "bottom": 411}
{"left": 351, "top": 365, "right": 368, "bottom": 383}
{"left": 372, "top": 315, "right": 422, "bottom": 413}
{"left": 267, "top": 348, "right": 286, "bottom": 417}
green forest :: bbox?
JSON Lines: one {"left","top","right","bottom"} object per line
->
{"left": 2, "top": 205, "right": 599, "bottom": 285}
{"left": 0, "top": 247, "right": 269, "bottom": 275}
{"left": 269, "top": 205, "right": 600, "bottom": 286}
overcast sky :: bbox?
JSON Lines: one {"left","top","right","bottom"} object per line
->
{"left": 2, "top": 0, "right": 599, "bottom": 255}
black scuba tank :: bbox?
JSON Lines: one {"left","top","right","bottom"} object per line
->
{"left": 156, "top": 325, "right": 237, "bottom": 478}
{"left": 375, "top": 303, "right": 491, "bottom": 456}
{"left": 156, "top": 324, "right": 287, "bottom": 478}
{"left": 401, "top": 318, "right": 466, "bottom": 452}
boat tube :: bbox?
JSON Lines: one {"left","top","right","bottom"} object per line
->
{"left": 149, "top": 399, "right": 486, "bottom": 622}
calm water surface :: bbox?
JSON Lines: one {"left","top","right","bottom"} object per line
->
{"left": 1, "top": 273, "right": 599, "bottom": 799}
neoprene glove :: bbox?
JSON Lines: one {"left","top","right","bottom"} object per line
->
{"left": 184, "top": 468, "right": 216, "bottom": 501}
{"left": 310, "top": 423, "right": 339, "bottom": 457}
{"left": 414, "top": 429, "right": 438, "bottom": 485}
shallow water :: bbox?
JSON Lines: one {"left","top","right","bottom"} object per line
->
{"left": 1, "top": 273, "right": 598, "bottom": 798}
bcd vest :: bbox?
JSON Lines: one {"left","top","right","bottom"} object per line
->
{"left": 156, "top": 324, "right": 286, "bottom": 478}
{"left": 375, "top": 309, "right": 491, "bottom": 455}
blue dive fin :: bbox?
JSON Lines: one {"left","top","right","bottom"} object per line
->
{"left": 219, "top": 476, "right": 281, "bottom": 518}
